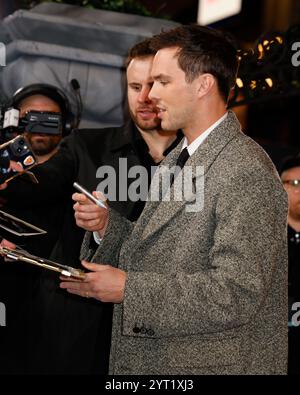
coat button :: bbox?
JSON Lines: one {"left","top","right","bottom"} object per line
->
{"left": 140, "top": 327, "right": 147, "bottom": 335}
{"left": 147, "top": 329, "right": 155, "bottom": 336}
{"left": 133, "top": 326, "right": 141, "bottom": 333}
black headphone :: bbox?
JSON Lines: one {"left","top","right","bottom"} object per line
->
{"left": 9, "top": 83, "right": 77, "bottom": 136}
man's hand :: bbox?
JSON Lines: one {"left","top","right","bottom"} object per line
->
{"left": 0, "top": 161, "right": 23, "bottom": 190}
{"left": 0, "top": 239, "right": 17, "bottom": 250}
{"left": 60, "top": 260, "right": 127, "bottom": 303}
{"left": 0, "top": 239, "right": 17, "bottom": 261}
{"left": 9, "top": 161, "right": 23, "bottom": 172}
{"left": 73, "top": 191, "right": 109, "bottom": 235}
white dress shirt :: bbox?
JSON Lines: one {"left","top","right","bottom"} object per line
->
{"left": 181, "top": 112, "right": 228, "bottom": 156}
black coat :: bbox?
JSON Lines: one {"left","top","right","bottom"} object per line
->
{"left": 287, "top": 225, "right": 300, "bottom": 375}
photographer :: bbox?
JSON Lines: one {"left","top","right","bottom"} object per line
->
{"left": 2, "top": 83, "right": 69, "bottom": 163}
{"left": 0, "top": 84, "right": 69, "bottom": 256}
{"left": 0, "top": 84, "right": 71, "bottom": 374}
{"left": 19, "top": 94, "right": 63, "bottom": 164}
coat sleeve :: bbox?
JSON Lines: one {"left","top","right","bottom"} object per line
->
{"left": 121, "top": 169, "right": 288, "bottom": 338}
{"left": 80, "top": 207, "right": 134, "bottom": 267}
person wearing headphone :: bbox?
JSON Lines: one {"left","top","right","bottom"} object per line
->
{"left": 1, "top": 83, "right": 74, "bottom": 254}
{"left": 0, "top": 83, "right": 75, "bottom": 374}
{"left": 10, "top": 84, "right": 73, "bottom": 164}
{"left": 18, "top": 94, "right": 62, "bottom": 164}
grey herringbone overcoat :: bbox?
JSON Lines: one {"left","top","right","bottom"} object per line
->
{"left": 82, "top": 111, "right": 288, "bottom": 375}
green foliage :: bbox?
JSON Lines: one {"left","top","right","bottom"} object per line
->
{"left": 20, "top": 0, "right": 152, "bottom": 17}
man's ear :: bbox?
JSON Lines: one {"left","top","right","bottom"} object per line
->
{"left": 197, "top": 74, "right": 216, "bottom": 98}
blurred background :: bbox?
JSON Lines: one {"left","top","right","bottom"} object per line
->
{"left": 4, "top": 0, "right": 299, "bottom": 39}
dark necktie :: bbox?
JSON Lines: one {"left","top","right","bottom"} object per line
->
{"left": 170, "top": 147, "right": 190, "bottom": 186}
{"left": 176, "top": 147, "right": 190, "bottom": 169}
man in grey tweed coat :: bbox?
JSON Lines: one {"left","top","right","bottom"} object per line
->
{"left": 61, "top": 25, "right": 288, "bottom": 375}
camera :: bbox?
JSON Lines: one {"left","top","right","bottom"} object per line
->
{"left": 21, "top": 111, "right": 63, "bottom": 135}
{"left": 0, "top": 134, "right": 37, "bottom": 184}
{"left": 0, "top": 106, "right": 63, "bottom": 143}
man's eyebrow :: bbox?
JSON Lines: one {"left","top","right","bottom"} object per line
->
{"left": 128, "top": 82, "right": 142, "bottom": 88}
{"left": 152, "top": 74, "right": 171, "bottom": 81}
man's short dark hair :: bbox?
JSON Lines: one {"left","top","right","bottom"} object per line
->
{"left": 280, "top": 156, "right": 300, "bottom": 176}
{"left": 125, "top": 38, "right": 156, "bottom": 68}
{"left": 149, "top": 25, "right": 238, "bottom": 101}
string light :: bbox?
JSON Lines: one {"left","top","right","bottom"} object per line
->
{"left": 236, "top": 78, "right": 244, "bottom": 88}
{"left": 229, "top": 26, "right": 299, "bottom": 108}
{"left": 265, "top": 78, "right": 273, "bottom": 88}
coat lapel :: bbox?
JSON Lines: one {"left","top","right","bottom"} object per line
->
{"left": 128, "top": 141, "right": 183, "bottom": 239}
{"left": 140, "top": 111, "right": 242, "bottom": 241}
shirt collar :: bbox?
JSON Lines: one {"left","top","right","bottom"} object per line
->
{"left": 182, "top": 112, "right": 228, "bottom": 157}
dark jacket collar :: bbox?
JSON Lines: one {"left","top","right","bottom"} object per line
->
{"left": 110, "top": 120, "right": 139, "bottom": 153}
{"left": 110, "top": 119, "right": 183, "bottom": 156}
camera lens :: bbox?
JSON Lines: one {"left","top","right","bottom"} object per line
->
{"left": 17, "top": 147, "right": 22, "bottom": 153}
{"left": 19, "top": 139, "right": 25, "bottom": 146}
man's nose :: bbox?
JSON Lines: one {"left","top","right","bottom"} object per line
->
{"left": 148, "top": 83, "right": 159, "bottom": 103}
